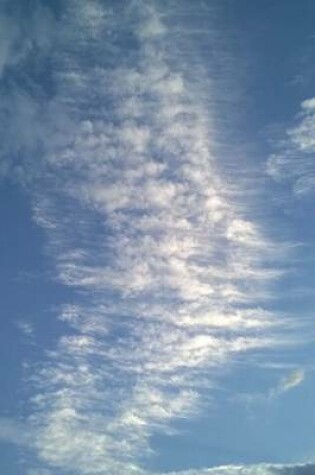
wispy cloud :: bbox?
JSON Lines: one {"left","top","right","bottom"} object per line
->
{"left": 1, "top": 1, "right": 290, "bottom": 474}
{"left": 0, "top": 417, "right": 31, "bottom": 447}
{"left": 15, "top": 320, "right": 36, "bottom": 347}
{"left": 164, "top": 463, "right": 315, "bottom": 475}
{"left": 279, "top": 369, "right": 305, "bottom": 392}
{"left": 269, "top": 369, "right": 305, "bottom": 399}
{"left": 267, "top": 97, "right": 315, "bottom": 196}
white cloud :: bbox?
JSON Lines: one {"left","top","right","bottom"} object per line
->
{"left": 164, "top": 463, "right": 315, "bottom": 475}
{"left": 267, "top": 97, "right": 315, "bottom": 196}
{"left": 15, "top": 321, "right": 35, "bottom": 345}
{"left": 270, "top": 369, "right": 305, "bottom": 399}
{"left": 1, "top": 1, "right": 290, "bottom": 474}
{"left": 280, "top": 369, "right": 305, "bottom": 392}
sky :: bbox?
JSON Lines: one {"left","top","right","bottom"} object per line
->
{"left": 0, "top": 0, "right": 315, "bottom": 474}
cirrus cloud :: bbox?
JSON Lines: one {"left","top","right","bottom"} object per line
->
{"left": 0, "top": 1, "right": 296, "bottom": 474}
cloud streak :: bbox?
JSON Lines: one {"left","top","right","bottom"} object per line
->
{"left": 165, "top": 463, "right": 315, "bottom": 475}
{"left": 269, "top": 369, "right": 305, "bottom": 399}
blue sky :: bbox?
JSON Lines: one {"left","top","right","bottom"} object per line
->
{"left": 1, "top": 1, "right": 315, "bottom": 474}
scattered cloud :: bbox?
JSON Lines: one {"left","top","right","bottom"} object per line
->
{"left": 0, "top": 1, "right": 294, "bottom": 474}
{"left": 16, "top": 321, "right": 35, "bottom": 340}
{"left": 267, "top": 97, "right": 315, "bottom": 196}
{"left": 15, "top": 320, "right": 35, "bottom": 344}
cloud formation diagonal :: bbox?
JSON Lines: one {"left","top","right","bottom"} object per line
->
{"left": 0, "top": 1, "right": 293, "bottom": 474}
